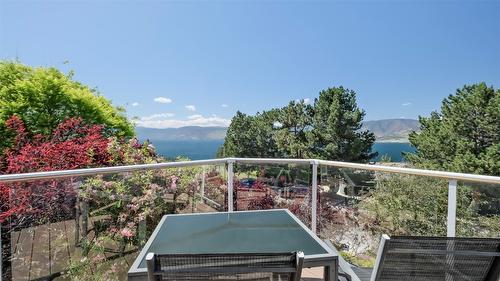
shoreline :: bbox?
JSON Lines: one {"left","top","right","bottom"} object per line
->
{"left": 375, "top": 139, "right": 410, "bottom": 143}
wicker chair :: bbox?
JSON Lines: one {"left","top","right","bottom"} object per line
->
{"left": 325, "top": 235, "right": 500, "bottom": 281}
{"left": 145, "top": 252, "right": 304, "bottom": 281}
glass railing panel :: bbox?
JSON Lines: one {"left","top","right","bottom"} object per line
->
{"left": 196, "top": 164, "right": 227, "bottom": 213}
{"left": 2, "top": 176, "right": 89, "bottom": 281}
{"left": 1, "top": 164, "right": 227, "bottom": 280}
{"left": 318, "top": 165, "right": 449, "bottom": 267}
{"left": 75, "top": 170, "right": 166, "bottom": 280}
{"left": 2, "top": 160, "right": 498, "bottom": 281}
{"left": 455, "top": 181, "right": 500, "bottom": 238}
{"left": 232, "top": 163, "right": 313, "bottom": 228}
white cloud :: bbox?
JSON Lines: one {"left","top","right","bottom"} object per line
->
{"left": 296, "top": 98, "right": 311, "bottom": 104}
{"left": 140, "top": 113, "right": 175, "bottom": 121}
{"left": 188, "top": 114, "right": 203, "bottom": 119}
{"left": 221, "top": 104, "right": 228, "bottom": 108}
{"left": 135, "top": 114, "right": 230, "bottom": 128}
{"left": 154, "top": 97, "right": 172, "bottom": 104}
{"left": 402, "top": 102, "right": 412, "bottom": 106}
{"left": 131, "top": 102, "right": 139, "bottom": 107}
{"left": 185, "top": 105, "right": 196, "bottom": 111}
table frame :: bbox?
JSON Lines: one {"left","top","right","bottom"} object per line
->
{"left": 128, "top": 209, "right": 338, "bottom": 281}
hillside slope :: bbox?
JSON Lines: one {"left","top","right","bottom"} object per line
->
{"left": 361, "top": 119, "right": 420, "bottom": 142}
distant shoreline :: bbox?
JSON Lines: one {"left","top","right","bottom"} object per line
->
{"left": 375, "top": 139, "right": 410, "bottom": 143}
{"left": 146, "top": 139, "right": 412, "bottom": 144}
{"left": 147, "top": 140, "right": 415, "bottom": 162}
{"left": 136, "top": 119, "right": 420, "bottom": 144}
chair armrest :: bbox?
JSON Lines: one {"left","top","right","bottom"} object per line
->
{"left": 293, "top": 251, "right": 305, "bottom": 281}
{"left": 146, "top": 252, "right": 156, "bottom": 281}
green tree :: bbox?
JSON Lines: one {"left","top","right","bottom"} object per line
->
{"left": 310, "top": 87, "right": 376, "bottom": 162}
{"left": 219, "top": 111, "right": 258, "bottom": 157}
{"left": 220, "top": 87, "right": 376, "bottom": 162}
{"left": 254, "top": 109, "right": 281, "bottom": 158}
{"left": 218, "top": 110, "right": 281, "bottom": 158}
{"left": 274, "top": 100, "right": 313, "bottom": 158}
{"left": 406, "top": 83, "right": 500, "bottom": 176}
{"left": 0, "top": 61, "right": 134, "bottom": 152}
{"left": 360, "top": 174, "right": 500, "bottom": 237}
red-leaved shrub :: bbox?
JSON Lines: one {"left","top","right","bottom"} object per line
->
{"left": 0, "top": 116, "right": 112, "bottom": 225}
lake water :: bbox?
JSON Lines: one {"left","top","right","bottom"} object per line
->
{"left": 371, "top": 142, "right": 416, "bottom": 162}
{"left": 150, "top": 140, "right": 416, "bottom": 162}
{"left": 150, "top": 140, "right": 224, "bottom": 160}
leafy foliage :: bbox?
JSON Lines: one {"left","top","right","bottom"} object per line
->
{"left": 309, "top": 87, "right": 376, "bottom": 162}
{"left": 0, "top": 61, "right": 134, "bottom": 153}
{"left": 218, "top": 110, "right": 280, "bottom": 158}
{"left": 0, "top": 114, "right": 211, "bottom": 280}
{"left": 0, "top": 116, "right": 113, "bottom": 224}
{"left": 274, "top": 100, "right": 313, "bottom": 158}
{"left": 217, "top": 111, "right": 262, "bottom": 157}
{"left": 407, "top": 83, "right": 500, "bottom": 176}
{"left": 360, "top": 175, "right": 451, "bottom": 236}
{"left": 70, "top": 161, "right": 205, "bottom": 280}
{"left": 247, "top": 194, "right": 276, "bottom": 210}
{"left": 340, "top": 251, "right": 375, "bottom": 268}
{"left": 219, "top": 87, "right": 375, "bottom": 162}
{"left": 360, "top": 173, "right": 499, "bottom": 237}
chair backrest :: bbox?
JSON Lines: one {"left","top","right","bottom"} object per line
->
{"left": 371, "top": 235, "right": 500, "bottom": 281}
{"left": 146, "top": 252, "right": 304, "bottom": 281}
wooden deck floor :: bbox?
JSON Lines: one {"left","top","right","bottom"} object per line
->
{"left": 11, "top": 219, "right": 73, "bottom": 280}
{"left": 9, "top": 201, "right": 325, "bottom": 281}
{"left": 9, "top": 199, "right": 220, "bottom": 281}
{"left": 10, "top": 217, "right": 140, "bottom": 281}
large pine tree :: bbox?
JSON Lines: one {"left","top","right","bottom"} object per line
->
{"left": 309, "top": 87, "right": 376, "bottom": 162}
{"left": 220, "top": 86, "right": 376, "bottom": 162}
{"left": 407, "top": 83, "right": 499, "bottom": 176}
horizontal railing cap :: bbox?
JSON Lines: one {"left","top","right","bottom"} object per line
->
{"left": 0, "top": 157, "right": 498, "bottom": 185}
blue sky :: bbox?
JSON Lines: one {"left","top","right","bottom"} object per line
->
{"left": 1, "top": 0, "right": 499, "bottom": 128}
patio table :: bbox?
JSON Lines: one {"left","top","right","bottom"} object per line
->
{"left": 128, "top": 209, "right": 338, "bottom": 281}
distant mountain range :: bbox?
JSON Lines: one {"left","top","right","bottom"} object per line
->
{"left": 361, "top": 119, "right": 420, "bottom": 142}
{"left": 136, "top": 118, "right": 420, "bottom": 142}
{"left": 136, "top": 126, "right": 227, "bottom": 141}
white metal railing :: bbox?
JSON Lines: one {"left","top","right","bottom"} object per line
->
{"left": 1, "top": 157, "right": 499, "bottom": 237}
{"left": 227, "top": 159, "right": 235, "bottom": 212}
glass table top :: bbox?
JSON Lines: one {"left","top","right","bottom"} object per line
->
{"left": 138, "top": 210, "right": 328, "bottom": 268}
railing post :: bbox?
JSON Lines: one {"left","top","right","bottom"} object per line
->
{"left": 81, "top": 200, "right": 89, "bottom": 245}
{"left": 447, "top": 179, "right": 457, "bottom": 237}
{"left": 74, "top": 198, "right": 80, "bottom": 246}
{"left": 311, "top": 160, "right": 318, "bottom": 234}
{"left": 0, "top": 221, "right": 2, "bottom": 281}
{"left": 138, "top": 219, "right": 147, "bottom": 247}
{"left": 200, "top": 166, "right": 206, "bottom": 201}
{"left": 227, "top": 160, "right": 234, "bottom": 212}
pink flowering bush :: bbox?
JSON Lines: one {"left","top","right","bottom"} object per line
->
{"left": 0, "top": 115, "right": 221, "bottom": 280}
{"left": 69, "top": 155, "right": 205, "bottom": 280}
